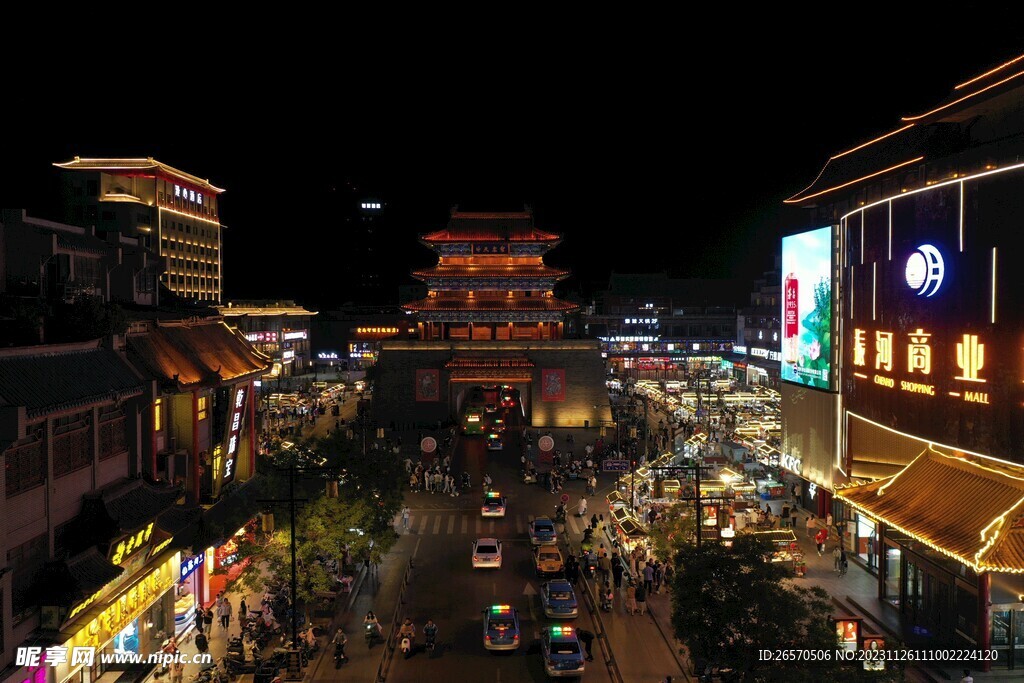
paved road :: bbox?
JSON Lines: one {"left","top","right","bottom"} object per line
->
{"left": 375, "top": 405, "right": 681, "bottom": 683}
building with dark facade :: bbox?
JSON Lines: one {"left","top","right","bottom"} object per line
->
{"left": 1, "top": 209, "right": 158, "bottom": 307}
{"left": 731, "top": 257, "right": 781, "bottom": 387}
{"left": 375, "top": 209, "right": 610, "bottom": 428}
{"left": 582, "top": 272, "right": 740, "bottom": 378}
{"left": 54, "top": 157, "right": 225, "bottom": 304}
{"left": 784, "top": 54, "right": 1024, "bottom": 667}
{"left": 310, "top": 307, "right": 411, "bottom": 373}
{"left": 217, "top": 301, "right": 317, "bottom": 379}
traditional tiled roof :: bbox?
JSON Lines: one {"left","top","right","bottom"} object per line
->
{"left": 412, "top": 264, "right": 570, "bottom": 279}
{"left": 421, "top": 210, "right": 561, "bottom": 243}
{"left": 402, "top": 297, "right": 578, "bottom": 312}
{"left": 97, "top": 478, "right": 182, "bottom": 532}
{"left": 157, "top": 504, "right": 203, "bottom": 534}
{"left": 836, "top": 446, "right": 1024, "bottom": 573}
{"left": 67, "top": 548, "right": 124, "bottom": 595}
{"left": 127, "top": 319, "right": 271, "bottom": 389}
{"left": 54, "top": 157, "right": 225, "bottom": 193}
{"left": 0, "top": 341, "right": 145, "bottom": 419}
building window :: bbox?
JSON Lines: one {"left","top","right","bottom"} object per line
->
{"left": 8, "top": 534, "right": 47, "bottom": 624}
{"left": 4, "top": 440, "right": 45, "bottom": 497}
{"left": 53, "top": 426, "right": 92, "bottom": 477}
{"left": 99, "top": 406, "right": 127, "bottom": 460}
{"left": 197, "top": 396, "right": 208, "bottom": 421}
{"left": 154, "top": 398, "right": 163, "bottom": 431}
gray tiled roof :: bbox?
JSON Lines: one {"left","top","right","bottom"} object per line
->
{"left": 67, "top": 548, "right": 124, "bottom": 594}
{"left": 0, "top": 345, "right": 145, "bottom": 418}
{"left": 100, "top": 479, "right": 182, "bottom": 531}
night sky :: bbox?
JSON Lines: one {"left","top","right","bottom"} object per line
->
{"left": 3, "top": 30, "right": 1021, "bottom": 310}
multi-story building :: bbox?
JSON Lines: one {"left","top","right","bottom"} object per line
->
{"left": 311, "top": 307, "right": 410, "bottom": 372}
{"left": 582, "top": 273, "right": 740, "bottom": 378}
{"left": 1, "top": 209, "right": 157, "bottom": 306}
{"left": 784, "top": 54, "right": 1024, "bottom": 667}
{"left": 376, "top": 209, "right": 610, "bottom": 428}
{"left": 54, "top": 157, "right": 225, "bottom": 303}
{"left": 0, "top": 340, "right": 188, "bottom": 681}
{"left": 403, "top": 209, "right": 577, "bottom": 340}
{"left": 732, "top": 257, "right": 781, "bottom": 387}
{"left": 217, "top": 301, "right": 317, "bottom": 379}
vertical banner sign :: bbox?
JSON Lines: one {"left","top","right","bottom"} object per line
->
{"left": 415, "top": 369, "right": 440, "bottom": 401}
{"left": 541, "top": 369, "right": 566, "bottom": 402}
{"left": 223, "top": 385, "right": 248, "bottom": 485}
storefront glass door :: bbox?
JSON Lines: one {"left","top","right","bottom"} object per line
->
{"left": 884, "top": 546, "right": 901, "bottom": 607}
{"left": 991, "top": 608, "right": 1024, "bottom": 669}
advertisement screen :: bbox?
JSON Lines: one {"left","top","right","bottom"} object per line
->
{"left": 781, "top": 226, "right": 834, "bottom": 390}
{"left": 844, "top": 172, "right": 1024, "bottom": 463}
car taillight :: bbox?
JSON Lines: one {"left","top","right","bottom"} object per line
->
{"left": 473, "top": 556, "right": 479, "bottom": 561}
{"left": 485, "top": 635, "right": 491, "bottom": 641}
{"left": 513, "top": 634, "right": 519, "bottom": 641}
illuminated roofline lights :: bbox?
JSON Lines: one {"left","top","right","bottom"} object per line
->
{"left": 902, "top": 69, "right": 1024, "bottom": 121}
{"left": 847, "top": 411, "right": 1024, "bottom": 473}
{"left": 784, "top": 157, "right": 924, "bottom": 204}
{"left": 843, "top": 159, "right": 1024, "bottom": 219}
{"left": 159, "top": 205, "right": 223, "bottom": 226}
{"left": 954, "top": 53, "right": 1024, "bottom": 90}
{"left": 830, "top": 124, "right": 916, "bottom": 160}
{"left": 54, "top": 157, "right": 226, "bottom": 193}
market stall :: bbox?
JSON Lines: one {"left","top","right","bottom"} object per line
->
{"left": 754, "top": 529, "right": 802, "bottom": 573}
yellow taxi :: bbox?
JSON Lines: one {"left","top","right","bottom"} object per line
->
{"left": 535, "top": 546, "right": 565, "bottom": 578}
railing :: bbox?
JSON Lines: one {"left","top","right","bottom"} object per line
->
{"left": 563, "top": 536, "right": 626, "bottom": 683}
{"left": 375, "top": 557, "right": 415, "bottom": 682}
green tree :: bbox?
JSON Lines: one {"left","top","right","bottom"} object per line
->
{"left": 671, "top": 535, "right": 899, "bottom": 682}
{"left": 648, "top": 500, "right": 698, "bottom": 561}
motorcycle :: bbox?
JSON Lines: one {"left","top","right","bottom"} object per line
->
{"left": 400, "top": 635, "right": 413, "bottom": 659}
{"left": 333, "top": 642, "right": 346, "bottom": 669}
{"left": 601, "top": 592, "right": 613, "bottom": 612}
{"left": 554, "top": 505, "right": 566, "bottom": 523}
{"left": 425, "top": 632, "right": 436, "bottom": 652}
{"left": 364, "top": 623, "right": 380, "bottom": 648}
{"left": 582, "top": 554, "right": 598, "bottom": 578}
{"left": 461, "top": 472, "right": 471, "bottom": 489}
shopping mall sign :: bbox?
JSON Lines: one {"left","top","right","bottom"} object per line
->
{"left": 223, "top": 385, "right": 248, "bottom": 484}
{"left": 851, "top": 327, "right": 991, "bottom": 406}
{"left": 780, "top": 453, "right": 802, "bottom": 473}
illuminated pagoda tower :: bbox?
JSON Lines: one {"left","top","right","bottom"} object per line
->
{"left": 403, "top": 209, "right": 577, "bottom": 340}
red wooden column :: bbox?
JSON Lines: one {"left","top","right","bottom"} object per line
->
{"left": 249, "top": 378, "right": 257, "bottom": 473}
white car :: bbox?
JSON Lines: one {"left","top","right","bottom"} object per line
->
{"left": 472, "top": 538, "right": 503, "bottom": 569}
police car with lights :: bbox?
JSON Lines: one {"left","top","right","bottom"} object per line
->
{"left": 541, "top": 625, "right": 585, "bottom": 677}
{"left": 481, "top": 491, "right": 507, "bottom": 517}
{"left": 482, "top": 604, "right": 521, "bottom": 651}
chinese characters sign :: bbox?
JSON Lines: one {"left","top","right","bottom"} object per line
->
{"left": 781, "top": 226, "right": 834, "bottom": 390}
{"left": 851, "top": 327, "right": 989, "bottom": 404}
{"left": 174, "top": 184, "right": 203, "bottom": 205}
{"left": 472, "top": 243, "right": 509, "bottom": 254}
{"left": 223, "top": 385, "right": 248, "bottom": 484}
{"left": 109, "top": 522, "right": 155, "bottom": 566}
{"left": 180, "top": 553, "right": 205, "bottom": 582}
{"left": 246, "top": 331, "right": 279, "bottom": 343}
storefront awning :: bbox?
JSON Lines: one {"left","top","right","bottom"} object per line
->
{"left": 836, "top": 446, "right": 1024, "bottom": 573}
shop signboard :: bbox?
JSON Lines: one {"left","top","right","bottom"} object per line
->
{"left": 180, "top": 553, "right": 205, "bottom": 582}
{"left": 223, "top": 385, "right": 248, "bottom": 485}
{"left": 602, "top": 459, "right": 630, "bottom": 472}
{"left": 109, "top": 522, "right": 155, "bottom": 567}
{"left": 246, "top": 331, "right": 279, "bottom": 343}
{"left": 420, "top": 437, "right": 437, "bottom": 454}
{"left": 781, "top": 226, "right": 835, "bottom": 390}
{"left": 283, "top": 330, "right": 308, "bottom": 340}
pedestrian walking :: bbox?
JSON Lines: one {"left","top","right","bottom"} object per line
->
{"left": 815, "top": 527, "right": 828, "bottom": 556}
{"left": 577, "top": 628, "right": 595, "bottom": 661}
{"left": 169, "top": 661, "right": 185, "bottom": 683}
{"left": 625, "top": 582, "right": 638, "bottom": 615}
{"left": 839, "top": 548, "right": 849, "bottom": 577}
{"left": 599, "top": 553, "right": 612, "bottom": 586}
{"left": 611, "top": 555, "right": 624, "bottom": 589}
{"left": 590, "top": 513, "right": 599, "bottom": 531}
{"left": 833, "top": 545, "right": 842, "bottom": 572}
{"left": 961, "top": 669, "right": 974, "bottom": 683}
{"left": 635, "top": 582, "right": 647, "bottom": 615}
{"left": 781, "top": 504, "right": 790, "bottom": 529}
{"left": 194, "top": 605, "right": 205, "bottom": 634}
{"left": 577, "top": 496, "right": 588, "bottom": 517}
{"left": 806, "top": 514, "right": 817, "bottom": 539}
{"left": 218, "top": 595, "right": 232, "bottom": 629}
{"left": 402, "top": 506, "right": 410, "bottom": 531}
{"left": 195, "top": 630, "right": 209, "bottom": 654}
{"left": 643, "top": 562, "right": 654, "bottom": 595}
{"left": 203, "top": 604, "right": 214, "bottom": 631}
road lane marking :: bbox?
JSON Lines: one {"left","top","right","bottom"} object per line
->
{"left": 433, "top": 516, "right": 442, "bottom": 534}
{"left": 488, "top": 520, "right": 495, "bottom": 534}
{"left": 418, "top": 515, "right": 428, "bottom": 534}
{"left": 568, "top": 515, "right": 580, "bottom": 535}
{"left": 447, "top": 515, "right": 455, "bottom": 534}
{"left": 461, "top": 515, "right": 468, "bottom": 534}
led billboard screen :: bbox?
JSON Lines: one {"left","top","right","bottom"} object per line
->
{"left": 781, "top": 226, "right": 834, "bottom": 390}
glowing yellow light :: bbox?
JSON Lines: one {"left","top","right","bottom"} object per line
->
{"left": 159, "top": 205, "right": 222, "bottom": 226}
{"left": 785, "top": 157, "right": 924, "bottom": 204}
{"left": 830, "top": 124, "right": 916, "bottom": 160}
{"left": 954, "top": 54, "right": 1024, "bottom": 90}
{"left": 902, "top": 69, "right": 1024, "bottom": 121}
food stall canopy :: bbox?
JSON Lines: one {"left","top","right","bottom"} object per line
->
{"left": 619, "top": 518, "right": 648, "bottom": 537}
{"left": 753, "top": 529, "right": 797, "bottom": 545}
{"left": 661, "top": 479, "right": 680, "bottom": 494}
{"left": 606, "top": 491, "right": 626, "bottom": 505}
{"left": 611, "top": 507, "right": 633, "bottom": 524}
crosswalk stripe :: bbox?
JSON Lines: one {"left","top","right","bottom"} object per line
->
{"left": 418, "top": 516, "right": 428, "bottom": 534}
{"left": 516, "top": 516, "right": 525, "bottom": 535}
{"left": 461, "top": 515, "right": 468, "bottom": 534}
{"left": 488, "top": 520, "right": 495, "bottom": 534}
{"left": 433, "top": 516, "right": 442, "bottom": 534}
{"left": 476, "top": 517, "right": 482, "bottom": 535}
{"left": 568, "top": 515, "right": 580, "bottom": 535}
{"left": 447, "top": 515, "right": 455, "bottom": 534}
